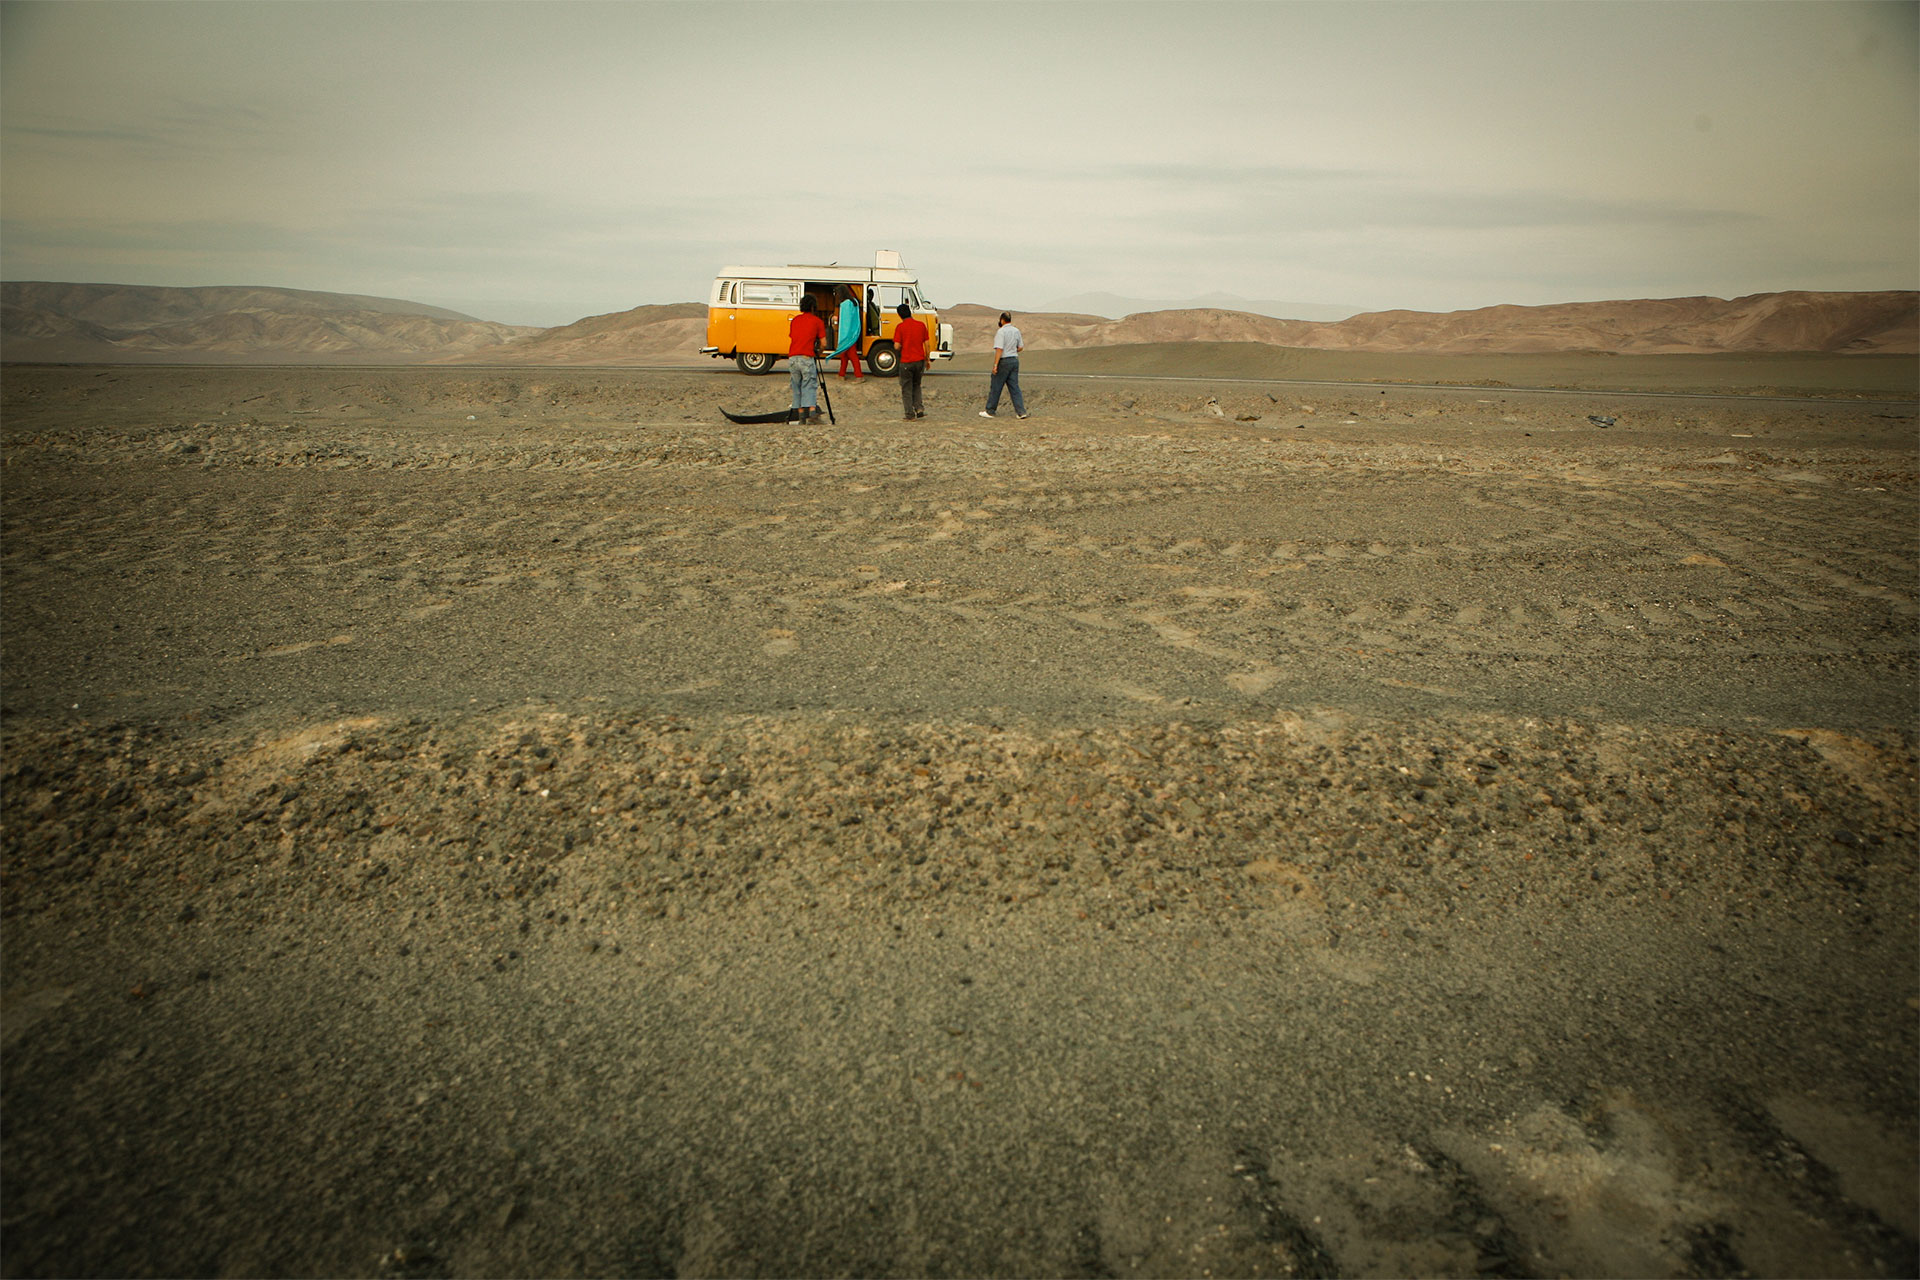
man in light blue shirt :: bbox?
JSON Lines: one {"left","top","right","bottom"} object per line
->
{"left": 980, "top": 312, "right": 1027, "bottom": 418}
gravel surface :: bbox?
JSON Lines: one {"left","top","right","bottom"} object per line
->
{"left": 3, "top": 365, "right": 1916, "bottom": 1278}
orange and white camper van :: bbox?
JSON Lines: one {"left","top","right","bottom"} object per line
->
{"left": 701, "top": 250, "right": 954, "bottom": 376}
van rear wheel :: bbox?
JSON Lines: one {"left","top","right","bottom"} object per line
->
{"left": 865, "top": 342, "right": 899, "bottom": 376}
{"left": 735, "top": 352, "right": 777, "bottom": 375}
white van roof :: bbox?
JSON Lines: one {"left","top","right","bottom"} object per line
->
{"left": 718, "top": 264, "right": 920, "bottom": 286}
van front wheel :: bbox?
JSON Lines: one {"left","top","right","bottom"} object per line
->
{"left": 735, "top": 352, "right": 777, "bottom": 375}
{"left": 865, "top": 342, "right": 899, "bottom": 376}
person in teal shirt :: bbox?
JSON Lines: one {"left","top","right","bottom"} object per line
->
{"left": 831, "top": 284, "right": 864, "bottom": 379}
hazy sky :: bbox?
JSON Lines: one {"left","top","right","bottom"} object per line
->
{"left": 3, "top": 0, "right": 1915, "bottom": 326}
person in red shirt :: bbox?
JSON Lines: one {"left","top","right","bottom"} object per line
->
{"left": 893, "top": 302, "right": 930, "bottom": 421}
{"left": 787, "top": 294, "right": 827, "bottom": 423}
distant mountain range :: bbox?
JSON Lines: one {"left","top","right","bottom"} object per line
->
{"left": 3, "top": 281, "right": 1913, "bottom": 365}
{"left": 439, "top": 303, "right": 708, "bottom": 366}
{"left": 1038, "top": 291, "right": 1364, "bottom": 323}
{"left": 943, "top": 292, "right": 1919, "bottom": 358}
{"left": 0, "top": 282, "right": 539, "bottom": 364}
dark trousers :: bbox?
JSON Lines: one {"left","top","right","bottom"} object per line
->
{"left": 899, "top": 360, "right": 925, "bottom": 416}
{"left": 986, "top": 357, "right": 1024, "bottom": 415}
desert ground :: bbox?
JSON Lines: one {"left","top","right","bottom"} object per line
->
{"left": 2, "top": 359, "right": 1916, "bottom": 1278}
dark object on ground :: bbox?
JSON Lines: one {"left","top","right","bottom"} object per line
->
{"left": 1589, "top": 415, "right": 1617, "bottom": 427}
{"left": 720, "top": 406, "right": 799, "bottom": 424}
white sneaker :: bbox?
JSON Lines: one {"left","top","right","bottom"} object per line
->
{"left": 978, "top": 410, "right": 995, "bottom": 418}
{"left": 1016, "top": 412, "right": 1029, "bottom": 419}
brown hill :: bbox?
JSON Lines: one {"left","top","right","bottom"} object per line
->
{"left": 408, "top": 290, "right": 1920, "bottom": 366}
{"left": 6, "top": 282, "right": 1910, "bottom": 365}
{"left": 1, "top": 282, "right": 539, "bottom": 364}
{"left": 1311, "top": 291, "right": 1918, "bottom": 355}
{"left": 947, "top": 292, "right": 1916, "bottom": 357}
{"left": 943, "top": 304, "right": 1318, "bottom": 355}
{"left": 439, "top": 303, "right": 707, "bottom": 365}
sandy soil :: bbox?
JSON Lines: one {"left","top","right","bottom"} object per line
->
{"left": 959, "top": 345, "right": 1920, "bottom": 400}
{"left": 3, "top": 363, "right": 1916, "bottom": 1278}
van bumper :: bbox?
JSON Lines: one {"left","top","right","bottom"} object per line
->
{"left": 699, "top": 346, "right": 721, "bottom": 356}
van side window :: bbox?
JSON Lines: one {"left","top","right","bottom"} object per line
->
{"left": 741, "top": 281, "right": 798, "bottom": 307}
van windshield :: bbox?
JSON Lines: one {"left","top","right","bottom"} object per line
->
{"left": 874, "top": 284, "right": 933, "bottom": 314}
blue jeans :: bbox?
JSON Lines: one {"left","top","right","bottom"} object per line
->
{"left": 789, "top": 355, "right": 819, "bottom": 410}
{"left": 986, "top": 357, "right": 1024, "bottom": 415}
